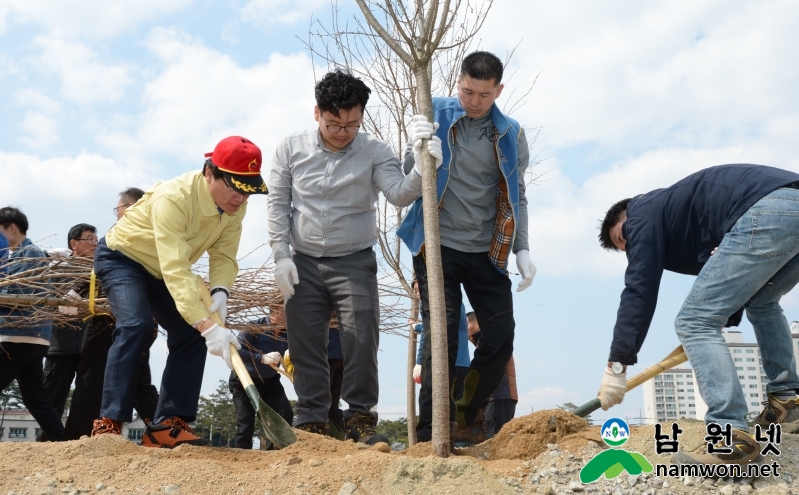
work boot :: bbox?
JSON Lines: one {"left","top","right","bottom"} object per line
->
{"left": 453, "top": 408, "right": 487, "bottom": 447}
{"left": 91, "top": 417, "right": 122, "bottom": 437}
{"left": 755, "top": 394, "right": 799, "bottom": 434}
{"left": 345, "top": 412, "right": 390, "bottom": 445}
{"left": 141, "top": 418, "right": 211, "bottom": 448}
{"left": 672, "top": 429, "right": 763, "bottom": 466}
{"left": 295, "top": 422, "right": 329, "bottom": 437}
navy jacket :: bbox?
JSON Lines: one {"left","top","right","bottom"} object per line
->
{"left": 236, "top": 317, "right": 288, "bottom": 381}
{"left": 611, "top": 164, "right": 799, "bottom": 364}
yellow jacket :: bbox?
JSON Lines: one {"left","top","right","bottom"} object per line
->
{"left": 106, "top": 171, "right": 245, "bottom": 325}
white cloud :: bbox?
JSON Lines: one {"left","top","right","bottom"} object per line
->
{"left": 32, "top": 37, "right": 133, "bottom": 105}
{"left": 99, "top": 27, "right": 317, "bottom": 170}
{"left": 526, "top": 144, "right": 799, "bottom": 278}
{"left": 0, "top": 0, "right": 194, "bottom": 39}
{"left": 18, "top": 111, "right": 60, "bottom": 148}
{"left": 241, "top": 0, "right": 330, "bottom": 27}
{"left": 484, "top": 1, "right": 799, "bottom": 152}
{"left": 0, "top": 151, "right": 159, "bottom": 247}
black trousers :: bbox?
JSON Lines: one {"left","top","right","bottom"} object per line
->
{"left": 42, "top": 353, "right": 81, "bottom": 418}
{"left": 485, "top": 399, "right": 517, "bottom": 436}
{"left": 229, "top": 374, "right": 293, "bottom": 449}
{"left": 328, "top": 358, "right": 344, "bottom": 431}
{"left": 62, "top": 320, "right": 159, "bottom": 440}
{"left": 414, "top": 246, "right": 514, "bottom": 441}
{"left": 0, "top": 342, "right": 65, "bottom": 441}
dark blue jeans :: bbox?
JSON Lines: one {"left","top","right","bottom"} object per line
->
{"left": 94, "top": 239, "right": 207, "bottom": 423}
{"left": 414, "top": 246, "right": 514, "bottom": 440}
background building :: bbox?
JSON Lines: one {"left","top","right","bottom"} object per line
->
{"left": 0, "top": 409, "right": 43, "bottom": 442}
{"left": 643, "top": 326, "right": 799, "bottom": 425}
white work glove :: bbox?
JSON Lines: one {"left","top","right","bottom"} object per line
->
{"left": 515, "top": 249, "right": 537, "bottom": 292}
{"left": 410, "top": 115, "right": 442, "bottom": 175}
{"left": 201, "top": 323, "right": 241, "bottom": 370}
{"left": 274, "top": 258, "right": 299, "bottom": 298}
{"left": 58, "top": 289, "right": 81, "bottom": 315}
{"left": 413, "top": 364, "right": 422, "bottom": 384}
{"left": 261, "top": 351, "right": 282, "bottom": 366}
{"left": 598, "top": 367, "right": 627, "bottom": 410}
{"left": 209, "top": 288, "right": 229, "bottom": 322}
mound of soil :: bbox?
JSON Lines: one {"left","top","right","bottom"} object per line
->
{"left": 488, "top": 408, "right": 590, "bottom": 460}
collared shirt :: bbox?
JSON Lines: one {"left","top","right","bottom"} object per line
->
{"left": 267, "top": 129, "right": 422, "bottom": 261}
{"left": 106, "top": 171, "right": 245, "bottom": 324}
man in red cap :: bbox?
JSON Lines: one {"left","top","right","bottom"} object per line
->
{"left": 91, "top": 136, "right": 267, "bottom": 448}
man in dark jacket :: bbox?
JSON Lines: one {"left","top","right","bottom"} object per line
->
{"left": 230, "top": 314, "right": 293, "bottom": 449}
{"left": 43, "top": 223, "right": 98, "bottom": 419}
{"left": 598, "top": 164, "right": 799, "bottom": 465}
{"left": 0, "top": 207, "right": 65, "bottom": 441}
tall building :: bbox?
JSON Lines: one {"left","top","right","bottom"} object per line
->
{"left": 642, "top": 327, "right": 799, "bottom": 425}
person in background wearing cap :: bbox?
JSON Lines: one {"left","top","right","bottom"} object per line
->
{"left": 91, "top": 136, "right": 267, "bottom": 448}
{"left": 268, "top": 70, "right": 435, "bottom": 444}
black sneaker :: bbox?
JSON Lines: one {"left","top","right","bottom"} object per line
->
{"left": 672, "top": 429, "right": 764, "bottom": 466}
{"left": 345, "top": 412, "right": 389, "bottom": 445}
{"left": 295, "top": 422, "right": 329, "bottom": 436}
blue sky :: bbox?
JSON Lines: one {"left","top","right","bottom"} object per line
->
{"left": 2, "top": 1, "right": 799, "bottom": 425}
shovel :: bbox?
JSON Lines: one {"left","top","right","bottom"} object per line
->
{"left": 572, "top": 345, "right": 688, "bottom": 418}
{"left": 196, "top": 276, "right": 297, "bottom": 449}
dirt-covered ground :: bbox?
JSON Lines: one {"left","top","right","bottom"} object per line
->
{"left": 1, "top": 410, "right": 797, "bottom": 495}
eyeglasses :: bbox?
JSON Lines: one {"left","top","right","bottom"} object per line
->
{"left": 324, "top": 124, "right": 360, "bottom": 133}
{"left": 113, "top": 203, "right": 134, "bottom": 217}
{"left": 77, "top": 237, "right": 99, "bottom": 243}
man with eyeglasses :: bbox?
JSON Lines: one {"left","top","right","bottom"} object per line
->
{"left": 91, "top": 136, "right": 267, "bottom": 448}
{"left": 114, "top": 187, "right": 145, "bottom": 220}
{"left": 57, "top": 187, "right": 161, "bottom": 440}
{"left": 42, "top": 223, "right": 99, "bottom": 421}
{"left": 268, "top": 70, "right": 439, "bottom": 444}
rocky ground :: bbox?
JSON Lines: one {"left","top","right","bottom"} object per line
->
{"left": 0, "top": 410, "right": 796, "bottom": 495}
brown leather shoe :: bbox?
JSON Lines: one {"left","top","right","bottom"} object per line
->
{"left": 141, "top": 418, "right": 211, "bottom": 448}
{"left": 91, "top": 417, "right": 122, "bottom": 437}
{"left": 672, "top": 429, "right": 764, "bottom": 466}
{"left": 453, "top": 409, "right": 487, "bottom": 446}
{"left": 755, "top": 394, "right": 799, "bottom": 434}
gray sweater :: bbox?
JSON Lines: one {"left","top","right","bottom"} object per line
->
{"left": 403, "top": 115, "right": 529, "bottom": 253}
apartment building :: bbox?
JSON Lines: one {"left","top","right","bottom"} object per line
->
{"left": 643, "top": 327, "right": 799, "bottom": 425}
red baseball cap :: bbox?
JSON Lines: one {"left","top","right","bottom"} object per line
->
{"left": 204, "top": 136, "right": 267, "bottom": 195}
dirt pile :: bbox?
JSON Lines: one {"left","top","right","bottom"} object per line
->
{"left": 1, "top": 411, "right": 798, "bottom": 495}
{"left": 489, "top": 408, "right": 590, "bottom": 460}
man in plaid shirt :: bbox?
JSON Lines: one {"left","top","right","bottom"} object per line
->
{"left": 398, "top": 51, "right": 535, "bottom": 445}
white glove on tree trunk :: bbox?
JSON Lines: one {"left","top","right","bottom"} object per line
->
{"left": 209, "top": 289, "right": 228, "bottom": 322}
{"left": 274, "top": 258, "right": 299, "bottom": 298}
{"left": 409, "top": 115, "right": 442, "bottom": 175}
{"left": 598, "top": 367, "right": 627, "bottom": 410}
{"left": 201, "top": 324, "right": 241, "bottom": 370}
{"left": 515, "top": 249, "right": 537, "bottom": 292}
{"left": 261, "top": 351, "right": 282, "bottom": 366}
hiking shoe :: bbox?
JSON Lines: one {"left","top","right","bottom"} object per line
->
{"left": 672, "top": 429, "right": 763, "bottom": 466}
{"left": 141, "top": 418, "right": 211, "bottom": 448}
{"left": 295, "top": 422, "right": 329, "bottom": 436}
{"left": 91, "top": 417, "right": 122, "bottom": 437}
{"left": 453, "top": 418, "right": 487, "bottom": 447}
{"left": 755, "top": 394, "right": 799, "bottom": 434}
{"left": 345, "top": 412, "right": 390, "bottom": 445}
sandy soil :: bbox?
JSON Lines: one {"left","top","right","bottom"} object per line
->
{"left": 1, "top": 410, "right": 796, "bottom": 495}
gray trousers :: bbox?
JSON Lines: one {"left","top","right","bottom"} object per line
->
{"left": 286, "top": 248, "right": 380, "bottom": 426}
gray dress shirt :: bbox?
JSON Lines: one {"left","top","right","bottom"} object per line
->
{"left": 268, "top": 129, "right": 422, "bottom": 261}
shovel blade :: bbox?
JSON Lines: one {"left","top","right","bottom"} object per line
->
{"left": 244, "top": 384, "right": 297, "bottom": 449}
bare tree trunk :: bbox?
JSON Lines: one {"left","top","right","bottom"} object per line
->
{"left": 407, "top": 297, "right": 419, "bottom": 447}
{"left": 413, "top": 67, "right": 450, "bottom": 458}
